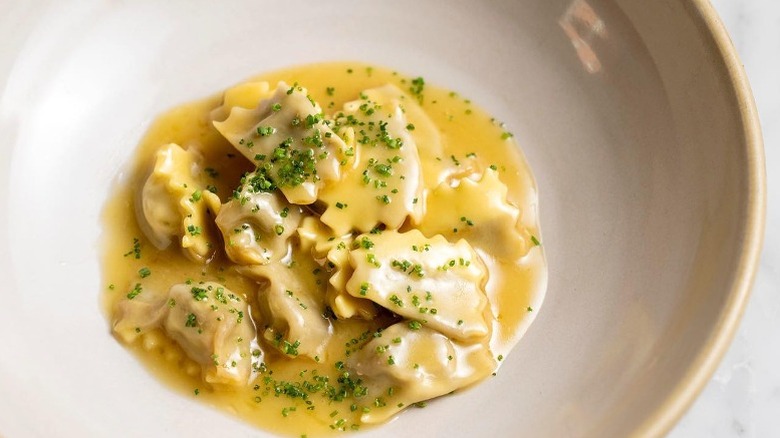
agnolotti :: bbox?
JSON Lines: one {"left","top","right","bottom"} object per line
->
{"left": 215, "top": 171, "right": 302, "bottom": 265}
{"left": 113, "top": 282, "right": 255, "bottom": 386}
{"left": 318, "top": 85, "right": 425, "bottom": 235}
{"left": 138, "top": 143, "right": 222, "bottom": 263}
{"left": 213, "top": 82, "right": 353, "bottom": 205}
{"left": 344, "top": 229, "right": 491, "bottom": 342}
{"left": 102, "top": 63, "right": 547, "bottom": 436}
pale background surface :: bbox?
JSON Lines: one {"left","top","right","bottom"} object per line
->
{"left": 671, "top": 1, "right": 780, "bottom": 436}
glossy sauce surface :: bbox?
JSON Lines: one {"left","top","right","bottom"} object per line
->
{"left": 101, "top": 62, "right": 547, "bottom": 436}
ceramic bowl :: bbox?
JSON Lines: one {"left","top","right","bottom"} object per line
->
{"left": 0, "top": 0, "right": 764, "bottom": 436}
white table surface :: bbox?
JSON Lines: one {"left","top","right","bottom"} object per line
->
{"left": 670, "top": 1, "right": 780, "bottom": 436}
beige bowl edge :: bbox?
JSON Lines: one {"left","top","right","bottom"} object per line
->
{"left": 637, "top": 1, "right": 767, "bottom": 436}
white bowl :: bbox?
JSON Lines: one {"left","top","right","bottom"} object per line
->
{"left": 0, "top": 0, "right": 764, "bottom": 436}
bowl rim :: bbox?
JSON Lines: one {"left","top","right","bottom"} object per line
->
{"left": 636, "top": 0, "right": 766, "bottom": 436}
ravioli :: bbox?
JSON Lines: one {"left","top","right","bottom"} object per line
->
{"left": 325, "top": 234, "right": 379, "bottom": 320}
{"left": 297, "top": 216, "right": 379, "bottom": 320}
{"left": 238, "top": 263, "right": 332, "bottom": 361}
{"left": 419, "top": 168, "right": 532, "bottom": 261}
{"left": 344, "top": 229, "right": 491, "bottom": 341}
{"left": 113, "top": 282, "right": 255, "bottom": 386}
{"left": 138, "top": 143, "right": 222, "bottom": 262}
{"left": 348, "top": 322, "right": 496, "bottom": 424}
{"left": 215, "top": 171, "right": 302, "bottom": 265}
{"left": 211, "top": 81, "right": 273, "bottom": 122}
{"left": 318, "top": 85, "right": 425, "bottom": 234}
{"left": 213, "top": 82, "right": 353, "bottom": 205}
{"left": 103, "top": 62, "right": 546, "bottom": 437}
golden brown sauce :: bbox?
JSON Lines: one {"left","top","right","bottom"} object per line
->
{"left": 101, "top": 62, "right": 547, "bottom": 436}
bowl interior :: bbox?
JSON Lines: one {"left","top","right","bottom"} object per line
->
{"left": 0, "top": 0, "right": 759, "bottom": 436}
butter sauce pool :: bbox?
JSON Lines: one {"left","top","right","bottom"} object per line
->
{"left": 101, "top": 62, "right": 547, "bottom": 436}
